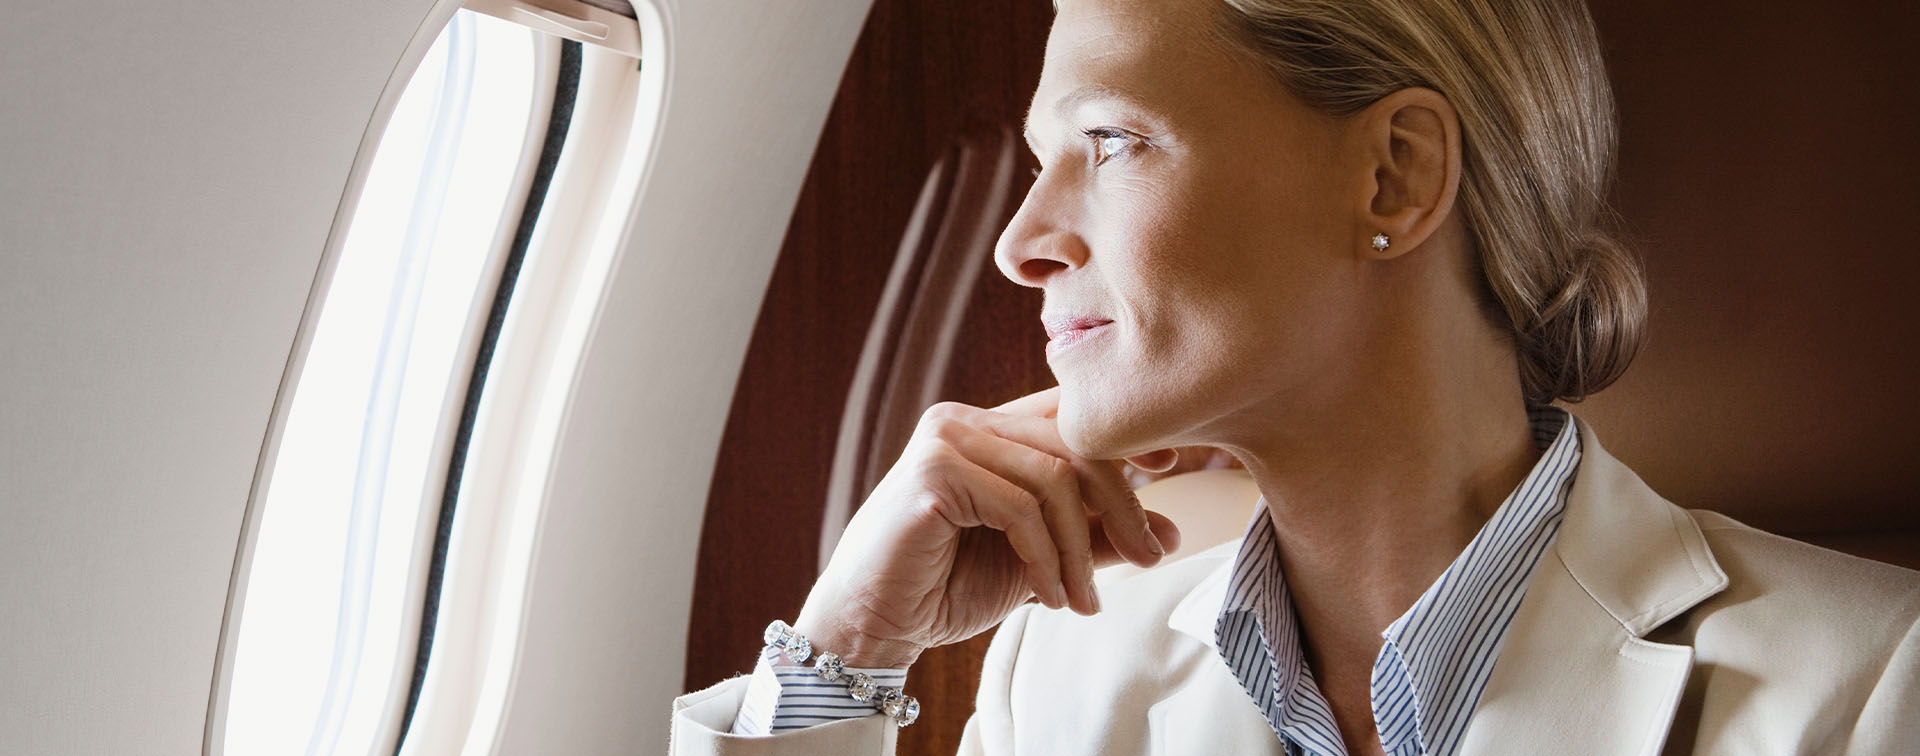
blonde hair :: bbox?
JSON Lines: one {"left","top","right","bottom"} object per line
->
{"left": 1214, "top": 0, "right": 1646, "bottom": 405}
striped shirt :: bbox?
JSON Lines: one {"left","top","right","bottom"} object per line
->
{"left": 730, "top": 647, "right": 909, "bottom": 734}
{"left": 1215, "top": 406, "right": 1579, "bottom": 756}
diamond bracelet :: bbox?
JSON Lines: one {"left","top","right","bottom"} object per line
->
{"left": 762, "top": 620, "right": 920, "bottom": 728}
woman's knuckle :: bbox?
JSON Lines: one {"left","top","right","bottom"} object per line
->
{"left": 912, "top": 489, "right": 956, "bottom": 520}
{"left": 928, "top": 416, "right": 966, "bottom": 442}
{"left": 911, "top": 444, "right": 959, "bottom": 478}
{"left": 992, "top": 485, "right": 1032, "bottom": 513}
{"left": 1013, "top": 490, "right": 1046, "bottom": 522}
{"left": 1040, "top": 457, "right": 1076, "bottom": 489}
{"left": 922, "top": 401, "right": 966, "bottom": 423}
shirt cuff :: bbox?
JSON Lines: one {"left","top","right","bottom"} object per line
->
{"left": 730, "top": 648, "right": 910, "bottom": 735}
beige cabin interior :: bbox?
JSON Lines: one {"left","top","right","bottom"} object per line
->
{"left": 1, "top": 0, "right": 1913, "bottom": 753}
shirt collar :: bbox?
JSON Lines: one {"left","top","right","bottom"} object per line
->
{"left": 1369, "top": 406, "right": 1580, "bottom": 754}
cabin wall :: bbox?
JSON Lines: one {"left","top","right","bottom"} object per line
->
{"left": 1, "top": 0, "right": 872, "bottom": 752}
{"left": 1579, "top": 0, "right": 1920, "bottom": 559}
{"left": 1, "top": 0, "right": 1913, "bottom": 753}
{"left": 2, "top": 3, "right": 439, "bottom": 752}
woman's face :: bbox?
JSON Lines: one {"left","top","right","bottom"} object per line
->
{"left": 997, "top": 0, "right": 1367, "bottom": 459}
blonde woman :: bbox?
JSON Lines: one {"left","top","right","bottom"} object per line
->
{"left": 673, "top": 0, "right": 1920, "bottom": 753}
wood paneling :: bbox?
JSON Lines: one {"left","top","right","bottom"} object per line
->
{"left": 683, "top": 0, "right": 1052, "bottom": 751}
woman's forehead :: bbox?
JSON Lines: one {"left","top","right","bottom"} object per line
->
{"left": 1028, "top": 0, "right": 1271, "bottom": 139}
{"left": 1043, "top": 0, "right": 1221, "bottom": 72}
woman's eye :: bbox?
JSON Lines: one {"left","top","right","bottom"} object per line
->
{"left": 1084, "top": 128, "right": 1135, "bottom": 166}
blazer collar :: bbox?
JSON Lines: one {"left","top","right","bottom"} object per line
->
{"left": 1464, "top": 415, "right": 1728, "bottom": 755}
{"left": 1167, "top": 540, "right": 1238, "bottom": 648}
{"left": 1552, "top": 416, "right": 1729, "bottom": 635}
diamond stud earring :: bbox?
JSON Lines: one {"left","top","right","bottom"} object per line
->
{"left": 1370, "top": 233, "right": 1391, "bottom": 252}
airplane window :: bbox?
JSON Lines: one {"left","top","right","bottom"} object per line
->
{"left": 223, "top": 10, "right": 539, "bottom": 756}
{"left": 217, "top": 1, "right": 650, "bottom": 753}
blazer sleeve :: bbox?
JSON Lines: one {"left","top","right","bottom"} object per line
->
{"left": 668, "top": 676, "right": 899, "bottom": 756}
{"left": 1846, "top": 613, "right": 1920, "bottom": 755}
{"left": 668, "top": 603, "right": 1039, "bottom": 756}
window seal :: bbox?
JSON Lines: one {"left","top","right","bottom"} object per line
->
{"left": 392, "top": 38, "right": 584, "bottom": 754}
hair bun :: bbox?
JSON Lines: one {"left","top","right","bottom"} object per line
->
{"left": 1517, "top": 230, "right": 1648, "bottom": 405}
{"left": 1216, "top": 0, "right": 1643, "bottom": 405}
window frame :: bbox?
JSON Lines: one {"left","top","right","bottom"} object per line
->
{"left": 204, "top": 2, "right": 652, "bottom": 755}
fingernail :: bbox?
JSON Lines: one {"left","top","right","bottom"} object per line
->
{"left": 1089, "top": 584, "right": 1103, "bottom": 614}
{"left": 1147, "top": 528, "right": 1165, "bottom": 557}
{"left": 1054, "top": 581, "right": 1071, "bottom": 610}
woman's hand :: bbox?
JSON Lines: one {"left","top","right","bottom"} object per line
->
{"left": 792, "top": 387, "right": 1183, "bottom": 670}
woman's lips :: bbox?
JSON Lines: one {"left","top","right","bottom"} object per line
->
{"left": 1043, "top": 316, "right": 1113, "bottom": 356}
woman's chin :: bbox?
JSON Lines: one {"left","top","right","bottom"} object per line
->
{"left": 1056, "top": 391, "right": 1155, "bottom": 461}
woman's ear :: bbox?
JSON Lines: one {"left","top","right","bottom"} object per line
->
{"left": 1352, "top": 87, "right": 1462, "bottom": 260}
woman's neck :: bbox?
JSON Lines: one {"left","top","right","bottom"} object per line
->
{"left": 1211, "top": 245, "right": 1543, "bottom": 750}
{"left": 1240, "top": 380, "right": 1540, "bottom": 634}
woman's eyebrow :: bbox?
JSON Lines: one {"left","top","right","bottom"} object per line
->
{"left": 1022, "top": 83, "right": 1159, "bottom": 154}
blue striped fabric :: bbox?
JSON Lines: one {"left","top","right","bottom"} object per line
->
{"left": 1215, "top": 407, "right": 1579, "bottom": 756}
{"left": 730, "top": 648, "right": 909, "bottom": 735}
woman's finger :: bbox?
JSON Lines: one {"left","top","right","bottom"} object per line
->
{"left": 932, "top": 449, "right": 1072, "bottom": 611}
{"left": 1087, "top": 510, "right": 1184, "bottom": 569}
{"left": 934, "top": 403, "right": 1165, "bottom": 566}
{"left": 1092, "top": 485, "right": 1166, "bottom": 568}
{"left": 990, "top": 386, "right": 1059, "bottom": 419}
{"left": 931, "top": 418, "right": 1101, "bottom": 615}
{"left": 1124, "top": 448, "right": 1180, "bottom": 473}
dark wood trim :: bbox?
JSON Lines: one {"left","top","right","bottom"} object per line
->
{"left": 684, "top": 1, "right": 1052, "bottom": 751}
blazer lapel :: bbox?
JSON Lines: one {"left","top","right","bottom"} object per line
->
{"left": 1459, "top": 417, "right": 1729, "bottom": 756}
{"left": 1159, "top": 546, "right": 1292, "bottom": 756}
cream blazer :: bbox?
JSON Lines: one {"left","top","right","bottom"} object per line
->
{"left": 670, "top": 419, "right": 1920, "bottom": 755}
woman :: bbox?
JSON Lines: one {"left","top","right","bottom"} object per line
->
{"left": 673, "top": 0, "right": 1920, "bottom": 752}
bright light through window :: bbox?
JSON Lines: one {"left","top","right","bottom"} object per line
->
{"left": 225, "top": 11, "right": 537, "bottom": 755}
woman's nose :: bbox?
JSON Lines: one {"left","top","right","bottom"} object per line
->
{"left": 993, "top": 178, "right": 1088, "bottom": 288}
